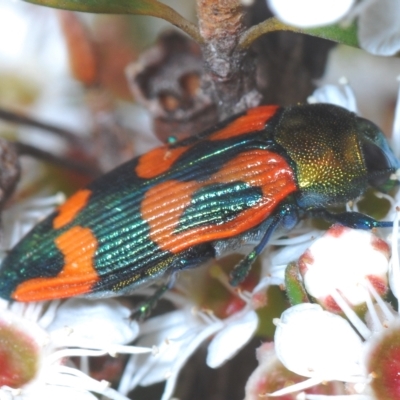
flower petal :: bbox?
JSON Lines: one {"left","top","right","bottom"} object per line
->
{"left": 274, "top": 304, "right": 363, "bottom": 380}
{"left": 309, "top": 82, "right": 358, "bottom": 113}
{"left": 300, "top": 227, "right": 389, "bottom": 308}
{"left": 267, "top": 0, "right": 355, "bottom": 28}
{"left": 358, "top": 0, "right": 400, "bottom": 56}
{"left": 206, "top": 309, "right": 258, "bottom": 368}
{"left": 47, "top": 298, "right": 138, "bottom": 346}
{"left": 25, "top": 384, "right": 99, "bottom": 400}
{"left": 120, "top": 310, "right": 223, "bottom": 392}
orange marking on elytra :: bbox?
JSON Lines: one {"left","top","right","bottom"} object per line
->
{"left": 136, "top": 106, "right": 280, "bottom": 178}
{"left": 53, "top": 189, "right": 92, "bottom": 229}
{"left": 141, "top": 179, "right": 198, "bottom": 238}
{"left": 136, "top": 145, "right": 189, "bottom": 179}
{"left": 12, "top": 226, "right": 99, "bottom": 301}
{"left": 210, "top": 105, "right": 280, "bottom": 141}
{"left": 141, "top": 149, "right": 297, "bottom": 254}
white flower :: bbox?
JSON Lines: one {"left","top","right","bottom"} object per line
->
{"left": 358, "top": 0, "right": 400, "bottom": 56}
{"left": 270, "top": 297, "right": 400, "bottom": 398}
{"left": 362, "top": 320, "right": 400, "bottom": 400}
{"left": 262, "top": 205, "right": 400, "bottom": 399}
{"left": 267, "top": 0, "right": 355, "bottom": 28}
{"left": 0, "top": 298, "right": 152, "bottom": 400}
{"left": 1, "top": 193, "right": 66, "bottom": 252}
{"left": 244, "top": 342, "right": 348, "bottom": 399}
{"left": 275, "top": 304, "right": 364, "bottom": 382}
{"left": 299, "top": 225, "right": 390, "bottom": 310}
{"left": 263, "top": 229, "right": 322, "bottom": 276}
{"left": 391, "top": 77, "right": 400, "bottom": 160}
{"left": 119, "top": 286, "right": 259, "bottom": 400}
{"left": 307, "top": 77, "right": 358, "bottom": 113}
{"left": 267, "top": 0, "right": 400, "bottom": 56}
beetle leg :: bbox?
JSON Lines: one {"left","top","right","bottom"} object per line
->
{"left": 317, "top": 210, "right": 393, "bottom": 229}
{"left": 229, "top": 203, "right": 298, "bottom": 287}
{"left": 131, "top": 275, "right": 177, "bottom": 321}
{"left": 131, "top": 244, "right": 215, "bottom": 320}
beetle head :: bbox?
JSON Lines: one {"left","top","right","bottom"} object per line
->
{"left": 356, "top": 116, "right": 400, "bottom": 193}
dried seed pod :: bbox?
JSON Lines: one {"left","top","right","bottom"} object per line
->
{"left": 127, "top": 31, "right": 217, "bottom": 142}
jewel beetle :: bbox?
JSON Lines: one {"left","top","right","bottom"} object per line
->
{"left": 0, "top": 103, "right": 398, "bottom": 305}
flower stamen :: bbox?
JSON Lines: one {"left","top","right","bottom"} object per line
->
{"left": 329, "top": 289, "right": 371, "bottom": 340}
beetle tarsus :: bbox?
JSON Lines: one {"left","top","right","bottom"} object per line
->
{"left": 230, "top": 250, "right": 257, "bottom": 287}
{"left": 317, "top": 210, "right": 393, "bottom": 230}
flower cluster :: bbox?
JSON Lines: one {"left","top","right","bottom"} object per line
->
{"left": 245, "top": 214, "right": 400, "bottom": 399}
{"left": 0, "top": 298, "right": 151, "bottom": 400}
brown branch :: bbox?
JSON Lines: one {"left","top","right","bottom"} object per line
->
{"left": 0, "top": 108, "right": 90, "bottom": 149}
{"left": 196, "top": 0, "right": 262, "bottom": 119}
{"left": 238, "top": 16, "right": 301, "bottom": 49}
{"left": 15, "top": 142, "right": 100, "bottom": 178}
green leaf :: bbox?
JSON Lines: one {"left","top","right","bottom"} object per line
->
{"left": 304, "top": 22, "right": 359, "bottom": 48}
{"left": 239, "top": 17, "right": 359, "bottom": 50}
{"left": 23, "top": 0, "right": 202, "bottom": 43}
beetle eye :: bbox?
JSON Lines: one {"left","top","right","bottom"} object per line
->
{"left": 362, "top": 141, "right": 392, "bottom": 188}
{"left": 356, "top": 115, "right": 400, "bottom": 190}
{"left": 356, "top": 117, "right": 380, "bottom": 142}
